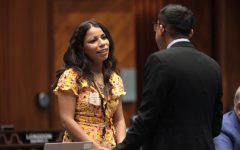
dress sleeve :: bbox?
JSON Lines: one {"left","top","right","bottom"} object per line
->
{"left": 109, "top": 72, "right": 126, "bottom": 98}
{"left": 53, "top": 68, "right": 79, "bottom": 96}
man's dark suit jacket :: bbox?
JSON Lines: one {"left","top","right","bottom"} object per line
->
{"left": 114, "top": 42, "right": 223, "bottom": 150}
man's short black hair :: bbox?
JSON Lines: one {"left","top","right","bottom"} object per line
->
{"left": 158, "top": 4, "right": 194, "bottom": 37}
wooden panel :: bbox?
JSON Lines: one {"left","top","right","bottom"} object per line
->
{"left": 213, "top": 0, "right": 240, "bottom": 111}
{"left": 53, "top": 0, "right": 136, "bottom": 70}
{"left": 1, "top": 0, "right": 239, "bottom": 131}
{"left": 134, "top": 0, "right": 163, "bottom": 107}
{"left": 0, "top": 0, "right": 10, "bottom": 123}
{"left": 0, "top": 0, "right": 52, "bottom": 130}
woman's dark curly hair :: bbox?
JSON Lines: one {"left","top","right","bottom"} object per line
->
{"left": 53, "top": 19, "right": 118, "bottom": 89}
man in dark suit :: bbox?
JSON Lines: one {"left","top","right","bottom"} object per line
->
{"left": 113, "top": 4, "right": 223, "bottom": 150}
{"left": 214, "top": 86, "right": 240, "bottom": 150}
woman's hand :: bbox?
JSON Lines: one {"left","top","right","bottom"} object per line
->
{"left": 98, "top": 146, "right": 111, "bottom": 150}
{"left": 92, "top": 146, "right": 110, "bottom": 150}
{"left": 92, "top": 142, "right": 111, "bottom": 150}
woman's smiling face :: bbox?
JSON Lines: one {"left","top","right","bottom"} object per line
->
{"left": 83, "top": 26, "right": 110, "bottom": 64}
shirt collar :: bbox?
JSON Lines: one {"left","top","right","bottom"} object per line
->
{"left": 167, "top": 38, "right": 190, "bottom": 49}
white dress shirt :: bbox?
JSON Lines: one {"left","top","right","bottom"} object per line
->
{"left": 167, "top": 38, "right": 190, "bottom": 49}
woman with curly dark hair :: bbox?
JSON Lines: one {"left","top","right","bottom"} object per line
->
{"left": 53, "top": 20, "right": 126, "bottom": 150}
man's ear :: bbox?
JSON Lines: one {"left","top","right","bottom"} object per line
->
{"left": 159, "top": 24, "right": 165, "bottom": 34}
{"left": 188, "top": 29, "right": 194, "bottom": 39}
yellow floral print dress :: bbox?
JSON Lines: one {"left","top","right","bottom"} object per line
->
{"left": 54, "top": 68, "right": 126, "bottom": 148}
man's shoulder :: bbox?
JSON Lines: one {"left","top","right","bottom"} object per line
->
{"left": 150, "top": 49, "right": 170, "bottom": 58}
{"left": 146, "top": 50, "right": 169, "bottom": 63}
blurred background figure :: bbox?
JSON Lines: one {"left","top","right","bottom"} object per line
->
{"left": 214, "top": 86, "right": 240, "bottom": 150}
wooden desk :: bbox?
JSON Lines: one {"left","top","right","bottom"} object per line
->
{"left": 0, "top": 130, "right": 63, "bottom": 150}
{"left": 0, "top": 143, "right": 44, "bottom": 150}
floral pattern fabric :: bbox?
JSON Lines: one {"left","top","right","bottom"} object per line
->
{"left": 54, "top": 68, "right": 126, "bottom": 148}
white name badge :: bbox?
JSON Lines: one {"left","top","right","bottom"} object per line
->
{"left": 89, "top": 92, "right": 101, "bottom": 106}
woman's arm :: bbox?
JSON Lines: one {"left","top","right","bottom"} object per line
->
{"left": 57, "top": 90, "right": 101, "bottom": 149}
{"left": 112, "top": 99, "right": 126, "bottom": 144}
